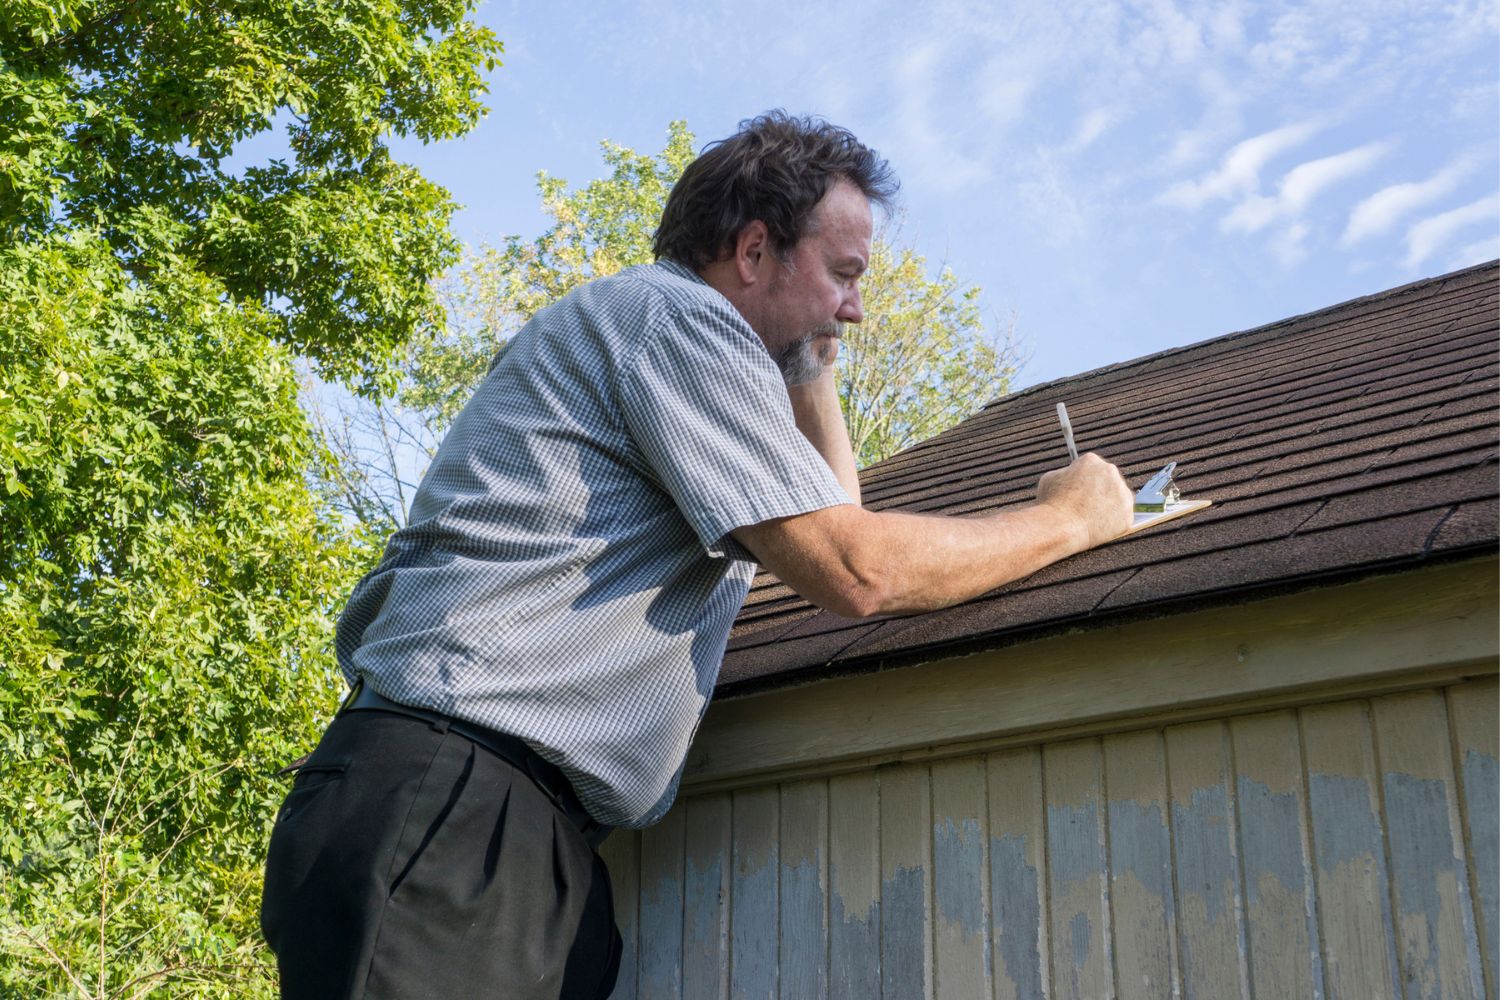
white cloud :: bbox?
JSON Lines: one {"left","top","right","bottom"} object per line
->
{"left": 1018, "top": 149, "right": 1087, "bottom": 246}
{"left": 978, "top": 71, "right": 1035, "bottom": 130}
{"left": 1124, "top": 0, "right": 1208, "bottom": 68}
{"left": 1343, "top": 158, "right": 1478, "bottom": 246}
{"left": 1247, "top": 9, "right": 1319, "bottom": 76}
{"left": 1221, "top": 141, "right": 1389, "bottom": 233}
{"left": 1164, "top": 125, "right": 1221, "bottom": 169}
{"left": 1065, "top": 108, "right": 1114, "bottom": 152}
{"left": 1272, "top": 221, "right": 1311, "bottom": 266}
{"left": 884, "top": 37, "right": 992, "bottom": 194}
{"left": 1447, "top": 237, "right": 1500, "bottom": 272}
{"left": 1160, "top": 122, "right": 1319, "bottom": 210}
{"left": 1405, "top": 194, "right": 1500, "bottom": 268}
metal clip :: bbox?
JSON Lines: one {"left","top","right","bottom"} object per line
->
{"left": 1134, "top": 461, "right": 1182, "bottom": 513}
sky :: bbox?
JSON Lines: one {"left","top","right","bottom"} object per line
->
{"left": 378, "top": 0, "right": 1498, "bottom": 390}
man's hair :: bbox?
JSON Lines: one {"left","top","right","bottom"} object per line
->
{"left": 652, "top": 111, "right": 898, "bottom": 269}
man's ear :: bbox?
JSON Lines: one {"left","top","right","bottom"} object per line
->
{"left": 733, "top": 220, "right": 772, "bottom": 285}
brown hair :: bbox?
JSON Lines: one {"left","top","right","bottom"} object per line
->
{"left": 652, "top": 111, "right": 898, "bottom": 269}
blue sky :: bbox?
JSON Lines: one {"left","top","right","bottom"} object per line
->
{"left": 383, "top": 0, "right": 1498, "bottom": 390}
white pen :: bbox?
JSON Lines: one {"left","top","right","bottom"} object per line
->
{"left": 1056, "top": 402, "right": 1078, "bottom": 462}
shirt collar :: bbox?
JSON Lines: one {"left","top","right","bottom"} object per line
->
{"left": 655, "top": 257, "right": 707, "bottom": 285}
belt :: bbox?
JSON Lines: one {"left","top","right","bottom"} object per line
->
{"left": 341, "top": 681, "right": 613, "bottom": 849}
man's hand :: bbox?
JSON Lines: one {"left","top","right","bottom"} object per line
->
{"left": 785, "top": 363, "right": 860, "bottom": 504}
{"left": 1035, "top": 453, "right": 1135, "bottom": 550}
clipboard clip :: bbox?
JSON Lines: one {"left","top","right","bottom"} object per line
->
{"left": 1134, "top": 462, "right": 1182, "bottom": 513}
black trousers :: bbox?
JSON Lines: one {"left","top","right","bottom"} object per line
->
{"left": 260, "top": 709, "right": 622, "bottom": 999}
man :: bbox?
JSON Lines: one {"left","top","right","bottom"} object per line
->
{"left": 260, "top": 112, "right": 1133, "bottom": 999}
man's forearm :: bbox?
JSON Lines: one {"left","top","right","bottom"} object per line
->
{"left": 785, "top": 368, "right": 861, "bottom": 504}
{"left": 732, "top": 453, "right": 1136, "bottom": 619}
{"left": 849, "top": 503, "right": 1087, "bottom": 615}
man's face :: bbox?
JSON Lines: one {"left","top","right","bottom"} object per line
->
{"left": 754, "top": 180, "right": 873, "bottom": 385}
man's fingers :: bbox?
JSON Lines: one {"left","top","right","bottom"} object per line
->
{"left": 1036, "top": 452, "right": 1134, "bottom": 547}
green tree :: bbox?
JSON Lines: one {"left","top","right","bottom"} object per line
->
{"left": 0, "top": 2, "right": 499, "bottom": 994}
{"left": 318, "top": 121, "right": 1020, "bottom": 529}
{"left": 838, "top": 231, "right": 1022, "bottom": 466}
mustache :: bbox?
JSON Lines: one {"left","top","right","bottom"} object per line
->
{"left": 810, "top": 321, "right": 842, "bottom": 338}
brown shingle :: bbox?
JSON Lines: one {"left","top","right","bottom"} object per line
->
{"left": 719, "top": 262, "right": 1500, "bottom": 695}
{"left": 840, "top": 569, "right": 1141, "bottom": 662}
{"left": 1430, "top": 498, "right": 1500, "bottom": 552}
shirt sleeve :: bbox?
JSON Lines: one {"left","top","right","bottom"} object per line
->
{"left": 618, "top": 297, "right": 852, "bottom": 559}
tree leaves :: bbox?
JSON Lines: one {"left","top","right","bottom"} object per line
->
{"left": 840, "top": 229, "right": 1023, "bottom": 467}
{"left": 0, "top": 230, "right": 352, "bottom": 994}
{"left": 1, "top": 1, "right": 498, "bottom": 992}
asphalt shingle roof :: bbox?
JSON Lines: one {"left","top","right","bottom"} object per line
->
{"left": 720, "top": 260, "right": 1500, "bottom": 695}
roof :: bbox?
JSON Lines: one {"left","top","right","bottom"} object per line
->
{"left": 721, "top": 260, "right": 1500, "bottom": 695}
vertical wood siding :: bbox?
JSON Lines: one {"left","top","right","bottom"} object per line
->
{"left": 683, "top": 793, "right": 731, "bottom": 999}
{"left": 603, "top": 678, "right": 1498, "bottom": 998}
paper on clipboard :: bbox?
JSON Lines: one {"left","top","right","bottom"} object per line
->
{"left": 1126, "top": 498, "right": 1212, "bottom": 535}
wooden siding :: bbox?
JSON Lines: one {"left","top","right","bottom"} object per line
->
{"left": 686, "top": 559, "right": 1497, "bottom": 794}
{"left": 602, "top": 677, "right": 1499, "bottom": 999}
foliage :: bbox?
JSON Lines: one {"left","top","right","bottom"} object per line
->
{"left": 316, "top": 121, "right": 1020, "bottom": 530}
{"left": 1, "top": 1, "right": 499, "bottom": 994}
{"left": 840, "top": 232, "right": 1022, "bottom": 466}
{"left": 1, "top": 0, "right": 498, "bottom": 389}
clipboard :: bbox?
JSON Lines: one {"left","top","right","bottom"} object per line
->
{"left": 1122, "top": 461, "right": 1211, "bottom": 535}
{"left": 1126, "top": 498, "right": 1212, "bottom": 535}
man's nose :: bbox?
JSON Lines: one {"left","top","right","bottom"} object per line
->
{"left": 836, "top": 287, "right": 864, "bottom": 325}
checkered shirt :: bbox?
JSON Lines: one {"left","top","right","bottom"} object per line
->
{"left": 334, "top": 259, "right": 851, "bottom": 827}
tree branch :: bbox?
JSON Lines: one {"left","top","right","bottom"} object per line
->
{"left": 1, "top": 919, "right": 91, "bottom": 997}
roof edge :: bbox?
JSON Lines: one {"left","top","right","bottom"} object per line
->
{"left": 979, "top": 259, "right": 1499, "bottom": 412}
{"left": 717, "top": 545, "right": 1500, "bottom": 700}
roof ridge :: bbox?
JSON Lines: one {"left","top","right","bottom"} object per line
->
{"left": 981, "top": 259, "right": 1499, "bottom": 411}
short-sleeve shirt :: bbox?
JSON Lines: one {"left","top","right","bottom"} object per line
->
{"left": 335, "top": 259, "right": 851, "bottom": 827}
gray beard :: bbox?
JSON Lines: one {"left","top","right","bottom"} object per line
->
{"left": 773, "top": 323, "right": 839, "bottom": 386}
{"left": 774, "top": 334, "right": 824, "bottom": 386}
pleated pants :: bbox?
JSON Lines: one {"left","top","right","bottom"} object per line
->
{"left": 260, "top": 710, "right": 622, "bottom": 999}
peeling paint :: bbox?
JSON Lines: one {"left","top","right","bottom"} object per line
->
{"left": 1109, "top": 798, "right": 1173, "bottom": 903}
{"left": 780, "top": 858, "right": 827, "bottom": 998}
{"left": 731, "top": 851, "right": 777, "bottom": 1000}
{"left": 934, "top": 816, "right": 986, "bottom": 939}
{"left": 684, "top": 853, "right": 725, "bottom": 975}
{"left": 882, "top": 864, "right": 927, "bottom": 1000}
{"left": 1308, "top": 772, "right": 1402, "bottom": 999}
{"left": 830, "top": 880, "right": 880, "bottom": 1000}
{"left": 1048, "top": 799, "right": 1102, "bottom": 889}
{"left": 1108, "top": 798, "right": 1177, "bottom": 999}
{"left": 1235, "top": 774, "right": 1324, "bottom": 996}
{"left": 1171, "top": 785, "right": 1236, "bottom": 925}
{"left": 991, "top": 833, "right": 1045, "bottom": 1000}
{"left": 640, "top": 870, "right": 683, "bottom": 997}
{"left": 1176, "top": 890, "right": 1243, "bottom": 1000}
{"left": 614, "top": 683, "right": 1497, "bottom": 1000}
{"left": 1462, "top": 748, "right": 1499, "bottom": 985}
{"left": 1171, "top": 778, "right": 1246, "bottom": 1000}
{"left": 1048, "top": 787, "right": 1110, "bottom": 1000}
{"left": 1235, "top": 777, "right": 1306, "bottom": 906}
{"left": 1382, "top": 771, "right": 1484, "bottom": 999}
{"left": 1308, "top": 773, "right": 1385, "bottom": 872}
{"left": 1070, "top": 912, "right": 1092, "bottom": 967}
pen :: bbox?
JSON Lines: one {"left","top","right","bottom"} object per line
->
{"left": 1056, "top": 402, "right": 1078, "bottom": 462}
